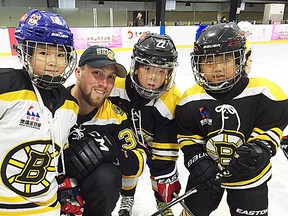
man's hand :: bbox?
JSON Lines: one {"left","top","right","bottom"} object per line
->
{"left": 65, "top": 130, "right": 118, "bottom": 181}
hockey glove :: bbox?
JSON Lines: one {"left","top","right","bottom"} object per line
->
{"left": 280, "top": 136, "right": 288, "bottom": 160}
{"left": 186, "top": 152, "right": 221, "bottom": 192}
{"left": 228, "top": 141, "right": 271, "bottom": 176}
{"left": 65, "top": 130, "right": 118, "bottom": 181}
{"left": 57, "top": 176, "right": 84, "bottom": 216}
{"left": 153, "top": 164, "right": 181, "bottom": 202}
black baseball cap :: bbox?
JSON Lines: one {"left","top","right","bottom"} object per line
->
{"left": 78, "top": 45, "right": 127, "bottom": 78}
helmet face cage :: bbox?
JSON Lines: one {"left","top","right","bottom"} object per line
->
{"left": 17, "top": 40, "right": 77, "bottom": 89}
{"left": 191, "top": 22, "right": 247, "bottom": 93}
{"left": 130, "top": 56, "right": 177, "bottom": 100}
{"left": 130, "top": 32, "right": 178, "bottom": 100}
{"left": 15, "top": 9, "right": 77, "bottom": 89}
{"left": 191, "top": 48, "right": 246, "bottom": 93}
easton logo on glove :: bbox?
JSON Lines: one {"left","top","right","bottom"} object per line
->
{"left": 154, "top": 164, "right": 181, "bottom": 202}
{"left": 157, "top": 172, "right": 178, "bottom": 184}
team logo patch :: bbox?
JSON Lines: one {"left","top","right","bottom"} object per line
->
{"left": 96, "top": 47, "right": 116, "bottom": 61}
{"left": 28, "top": 13, "right": 41, "bottom": 25}
{"left": 1, "top": 140, "right": 60, "bottom": 197}
{"left": 199, "top": 106, "right": 212, "bottom": 126}
{"left": 112, "top": 104, "right": 125, "bottom": 116}
{"left": 206, "top": 131, "right": 244, "bottom": 166}
{"left": 19, "top": 106, "right": 42, "bottom": 130}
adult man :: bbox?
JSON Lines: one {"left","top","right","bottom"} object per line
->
{"left": 62, "top": 45, "right": 147, "bottom": 216}
{"left": 0, "top": 9, "right": 78, "bottom": 215}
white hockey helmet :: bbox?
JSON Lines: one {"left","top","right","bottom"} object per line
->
{"left": 237, "top": 21, "right": 253, "bottom": 38}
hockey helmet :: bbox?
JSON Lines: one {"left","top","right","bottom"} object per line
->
{"left": 237, "top": 21, "right": 253, "bottom": 38}
{"left": 14, "top": 9, "right": 77, "bottom": 89}
{"left": 191, "top": 22, "right": 247, "bottom": 93}
{"left": 130, "top": 32, "right": 178, "bottom": 100}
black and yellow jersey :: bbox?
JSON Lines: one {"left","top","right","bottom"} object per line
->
{"left": 0, "top": 68, "right": 78, "bottom": 215}
{"left": 68, "top": 97, "right": 146, "bottom": 190}
{"left": 109, "top": 75, "right": 182, "bottom": 175}
{"left": 176, "top": 76, "right": 288, "bottom": 189}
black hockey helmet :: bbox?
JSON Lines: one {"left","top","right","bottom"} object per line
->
{"left": 130, "top": 32, "right": 178, "bottom": 100}
{"left": 132, "top": 32, "right": 178, "bottom": 66}
{"left": 191, "top": 22, "right": 247, "bottom": 92}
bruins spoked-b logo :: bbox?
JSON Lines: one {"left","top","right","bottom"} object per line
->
{"left": 1, "top": 140, "right": 60, "bottom": 197}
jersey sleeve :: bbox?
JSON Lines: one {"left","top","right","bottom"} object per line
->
{"left": 175, "top": 86, "right": 208, "bottom": 165}
{"left": 106, "top": 103, "right": 147, "bottom": 178}
{"left": 148, "top": 86, "right": 182, "bottom": 174}
{"left": 248, "top": 78, "right": 288, "bottom": 155}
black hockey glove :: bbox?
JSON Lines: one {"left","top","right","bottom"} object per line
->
{"left": 228, "top": 141, "right": 272, "bottom": 176}
{"left": 280, "top": 136, "right": 288, "bottom": 160}
{"left": 64, "top": 131, "right": 118, "bottom": 181}
{"left": 185, "top": 150, "right": 221, "bottom": 192}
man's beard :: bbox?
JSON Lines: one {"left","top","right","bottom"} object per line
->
{"left": 80, "top": 86, "right": 106, "bottom": 108}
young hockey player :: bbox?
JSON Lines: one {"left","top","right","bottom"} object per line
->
{"left": 237, "top": 20, "right": 253, "bottom": 73}
{"left": 237, "top": 20, "right": 253, "bottom": 38}
{"left": 61, "top": 45, "right": 147, "bottom": 216}
{"left": 0, "top": 9, "right": 78, "bottom": 215}
{"left": 109, "top": 32, "right": 182, "bottom": 216}
{"left": 176, "top": 22, "right": 288, "bottom": 216}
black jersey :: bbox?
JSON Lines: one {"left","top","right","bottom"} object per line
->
{"left": 109, "top": 75, "right": 182, "bottom": 175}
{"left": 176, "top": 76, "right": 288, "bottom": 189}
{"left": 68, "top": 97, "right": 146, "bottom": 190}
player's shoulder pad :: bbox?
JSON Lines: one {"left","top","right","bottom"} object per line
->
{"left": 247, "top": 77, "right": 288, "bottom": 101}
{"left": 178, "top": 84, "right": 210, "bottom": 106}
{"left": 61, "top": 96, "right": 79, "bottom": 116}
{"left": 0, "top": 68, "right": 33, "bottom": 94}
{"left": 110, "top": 77, "right": 129, "bottom": 101}
{"left": 160, "top": 85, "right": 182, "bottom": 105}
{"left": 95, "top": 99, "right": 128, "bottom": 124}
{"left": 114, "top": 76, "right": 126, "bottom": 89}
{"left": 154, "top": 85, "right": 183, "bottom": 119}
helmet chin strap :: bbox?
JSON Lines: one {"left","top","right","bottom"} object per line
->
{"left": 205, "top": 81, "right": 231, "bottom": 92}
{"left": 35, "top": 75, "right": 64, "bottom": 90}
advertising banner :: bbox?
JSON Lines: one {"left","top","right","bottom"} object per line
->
{"left": 121, "top": 26, "right": 159, "bottom": 48}
{"left": 0, "top": 28, "right": 13, "bottom": 56}
{"left": 272, "top": 24, "right": 288, "bottom": 40}
{"left": 71, "top": 27, "right": 122, "bottom": 50}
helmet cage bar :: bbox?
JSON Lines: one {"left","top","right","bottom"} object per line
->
{"left": 130, "top": 57, "right": 177, "bottom": 100}
{"left": 191, "top": 48, "right": 246, "bottom": 93}
{"left": 17, "top": 40, "right": 77, "bottom": 89}
{"left": 133, "top": 56, "right": 178, "bottom": 69}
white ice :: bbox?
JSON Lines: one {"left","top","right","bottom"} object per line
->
{"left": 1, "top": 43, "right": 288, "bottom": 216}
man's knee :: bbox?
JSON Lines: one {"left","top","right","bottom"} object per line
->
{"left": 80, "top": 163, "right": 122, "bottom": 215}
